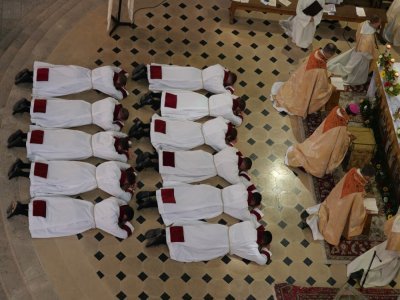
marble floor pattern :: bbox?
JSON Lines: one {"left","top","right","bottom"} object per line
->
{"left": 4, "top": 0, "right": 400, "bottom": 299}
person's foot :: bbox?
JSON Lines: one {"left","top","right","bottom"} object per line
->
{"left": 8, "top": 158, "right": 22, "bottom": 177}
{"left": 133, "top": 63, "right": 146, "bottom": 74}
{"left": 12, "top": 98, "right": 30, "bottom": 115}
{"left": 137, "top": 198, "right": 157, "bottom": 210}
{"left": 7, "top": 136, "right": 24, "bottom": 148}
{"left": 15, "top": 69, "right": 32, "bottom": 84}
{"left": 7, "top": 129, "right": 23, "bottom": 144}
{"left": 145, "top": 228, "right": 163, "bottom": 239}
{"left": 128, "top": 123, "right": 144, "bottom": 139}
{"left": 136, "top": 191, "right": 153, "bottom": 201}
{"left": 349, "top": 269, "right": 364, "bottom": 281}
{"left": 6, "top": 201, "right": 20, "bottom": 219}
{"left": 139, "top": 92, "right": 155, "bottom": 107}
{"left": 132, "top": 68, "right": 147, "bottom": 81}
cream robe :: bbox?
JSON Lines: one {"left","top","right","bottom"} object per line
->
{"left": 280, "top": 0, "right": 324, "bottom": 48}
{"left": 384, "top": 0, "right": 400, "bottom": 46}
{"left": 160, "top": 91, "right": 242, "bottom": 125}
{"left": 92, "top": 97, "right": 124, "bottom": 131}
{"left": 328, "top": 21, "right": 378, "bottom": 85}
{"left": 91, "top": 131, "right": 128, "bottom": 162}
{"left": 167, "top": 221, "right": 269, "bottom": 265}
{"left": 29, "top": 196, "right": 95, "bottom": 238}
{"left": 214, "top": 147, "right": 242, "bottom": 185}
{"left": 285, "top": 107, "right": 351, "bottom": 178}
{"left": 156, "top": 183, "right": 256, "bottom": 226}
{"left": 306, "top": 168, "right": 368, "bottom": 245}
{"left": 29, "top": 161, "right": 97, "bottom": 197}
{"left": 150, "top": 114, "right": 229, "bottom": 151}
{"left": 147, "top": 63, "right": 228, "bottom": 94}
{"left": 95, "top": 161, "right": 133, "bottom": 203}
{"left": 32, "top": 62, "right": 128, "bottom": 100}
{"left": 273, "top": 50, "right": 334, "bottom": 118}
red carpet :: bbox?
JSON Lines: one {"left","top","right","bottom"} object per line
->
{"left": 275, "top": 283, "right": 400, "bottom": 299}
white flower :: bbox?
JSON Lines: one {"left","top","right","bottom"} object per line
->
{"left": 389, "top": 87, "right": 394, "bottom": 91}
{"left": 379, "top": 55, "right": 382, "bottom": 59}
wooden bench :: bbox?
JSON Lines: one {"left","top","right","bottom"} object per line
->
{"left": 229, "top": 0, "right": 387, "bottom": 40}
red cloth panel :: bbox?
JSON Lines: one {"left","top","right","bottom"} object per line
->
{"left": 150, "top": 65, "right": 162, "bottom": 79}
{"left": 161, "top": 188, "right": 175, "bottom": 203}
{"left": 154, "top": 119, "right": 166, "bottom": 134}
{"left": 36, "top": 68, "right": 49, "bottom": 81}
{"left": 33, "top": 99, "right": 47, "bottom": 113}
{"left": 170, "top": 226, "right": 185, "bottom": 242}
{"left": 162, "top": 151, "right": 175, "bottom": 167}
{"left": 32, "top": 200, "right": 47, "bottom": 217}
{"left": 34, "top": 162, "right": 48, "bottom": 178}
{"left": 164, "top": 93, "right": 177, "bottom": 108}
{"left": 30, "top": 130, "right": 44, "bottom": 144}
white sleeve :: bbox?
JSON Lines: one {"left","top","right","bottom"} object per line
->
{"left": 231, "top": 115, "right": 243, "bottom": 126}
{"left": 117, "top": 190, "right": 132, "bottom": 203}
{"left": 115, "top": 161, "right": 131, "bottom": 170}
{"left": 112, "top": 131, "right": 128, "bottom": 138}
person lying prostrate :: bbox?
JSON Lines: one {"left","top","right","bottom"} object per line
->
{"left": 136, "top": 183, "right": 262, "bottom": 226}
{"left": 6, "top": 196, "right": 135, "bottom": 239}
{"left": 15, "top": 61, "right": 129, "bottom": 100}
{"left": 144, "top": 221, "right": 273, "bottom": 266}
{"left": 129, "top": 114, "right": 237, "bottom": 152}
{"left": 12, "top": 97, "right": 129, "bottom": 131}
{"left": 7, "top": 128, "right": 131, "bottom": 162}
{"left": 132, "top": 63, "right": 237, "bottom": 94}
{"left": 139, "top": 91, "right": 245, "bottom": 126}
{"left": 8, "top": 160, "right": 137, "bottom": 202}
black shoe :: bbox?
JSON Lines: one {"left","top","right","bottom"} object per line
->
{"left": 129, "top": 128, "right": 145, "bottom": 140}
{"left": 8, "top": 159, "right": 23, "bottom": 178}
{"left": 8, "top": 168, "right": 24, "bottom": 180}
{"left": 145, "top": 228, "right": 163, "bottom": 239}
{"left": 137, "top": 198, "right": 157, "bottom": 210}
{"left": 139, "top": 92, "right": 155, "bottom": 107}
{"left": 133, "top": 63, "right": 146, "bottom": 75}
{"left": 15, "top": 70, "right": 33, "bottom": 85}
{"left": 12, "top": 98, "right": 30, "bottom": 115}
{"left": 132, "top": 68, "right": 147, "bottom": 81}
{"left": 300, "top": 210, "right": 309, "bottom": 221}
{"left": 136, "top": 191, "right": 153, "bottom": 201}
{"left": 349, "top": 269, "right": 364, "bottom": 281}
{"left": 6, "top": 201, "right": 21, "bottom": 219}
{"left": 15, "top": 68, "right": 29, "bottom": 81}
{"left": 146, "top": 233, "right": 166, "bottom": 247}
{"left": 136, "top": 152, "right": 151, "bottom": 165}
{"left": 7, "top": 129, "right": 23, "bottom": 143}
{"left": 7, "top": 136, "right": 25, "bottom": 148}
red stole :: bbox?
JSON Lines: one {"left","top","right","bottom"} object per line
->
{"left": 322, "top": 107, "right": 349, "bottom": 133}
{"left": 305, "top": 49, "right": 327, "bottom": 71}
{"left": 340, "top": 168, "right": 368, "bottom": 199}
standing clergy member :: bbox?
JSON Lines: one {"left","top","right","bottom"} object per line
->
{"left": 8, "top": 128, "right": 131, "bottom": 162}
{"left": 347, "top": 211, "right": 400, "bottom": 287}
{"left": 136, "top": 147, "right": 253, "bottom": 186}
{"left": 271, "top": 43, "right": 337, "bottom": 118}
{"left": 328, "top": 16, "right": 381, "bottom": 86}
{"left": 280, "top": 0, "right": 325, "bottom": 49}
{"left": 132, "top": 63, "right": 237, "bottom": 94}
{"left": 12, "top": 97, "right": 129, "bottom": 131}
{"left": 15, "top": 61, "right": 129, "bottom": 100}
{"left": 285, "top": 104, "right": 358, "bottom": 178}
{"left": 129, "top": 114, "right": 237, "bottom": 152}
{"left": 303, "top": 165, "right": 375, "bottom": 246}
{"left": 144, "top": 221, "right": 273, "bottom": 265}
{"left": 136, "top": 183, "right": 262, "bottom": 226}
{"left": 8, "top": 160, "right": 136, "bottom": 202}
{"left": 138, "top": 91, "right": 245, "bottom": 126}
{"left": 383, "top": 0, "right": 400, "bottom": 46}
{"left": 6, "top": 196, "right": 135, "bottom": 239}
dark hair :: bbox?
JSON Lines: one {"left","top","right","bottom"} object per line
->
{"left": 263, "top": 231, "right": 272, "bottom": 245}
{"left": 252, "top": 192, "right": 262, "bottom": 206}
{"left": 126, "top": 167, "right": 136, "bottom": 184}
{"left": 224, "top": 71, "right": 237, "bottom": 87}
{"left": 242, "top": 157, "right": 252, "bottom": 170}
{"left": 323, "top": 43, "right": 337, "bottom": 55}
{"left": 369, "top": 15, "right": 381, "bottom": 24}
{"left": 236, "top": 97, "right": 246, "bottom": 111}
{"left": 361, "top": 164, "right": 375, "bottom": 177}
{"left": 119, "top": 107, "right": 129, "bottom": 121}
{"left": 121, "top": 205, "right": 134, "bottom": 221}
{"left": 226, "top": 128, "right": 238, "bottom": 142}
{"left": 118, "top": 72, "right": 127, "bottom": 86}
{"left": 119, "top": 137, "right": 130, "bottom": 150}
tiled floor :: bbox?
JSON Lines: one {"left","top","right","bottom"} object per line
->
{"left": 6, "top": 0, "right": 400, "bottom": 299}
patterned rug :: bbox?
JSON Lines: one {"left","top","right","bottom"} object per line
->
{"left": 304, "top": 111, "right": 385, "bottom": 263}
{"left": 274, "top": 283, "right": 400, "bottom": 299}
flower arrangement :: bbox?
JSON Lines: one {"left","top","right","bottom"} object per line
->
{"left": 384, "top": 69, "right": 399, "bottom": 83}
{"left": 384, "top": 81, "right": 400, "bottom": 96}
{"left": 394, "top": 107, "right": 400, "bottom": 121}
{"left": 378, "top": 44, "right": 393, "bottom": 68}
